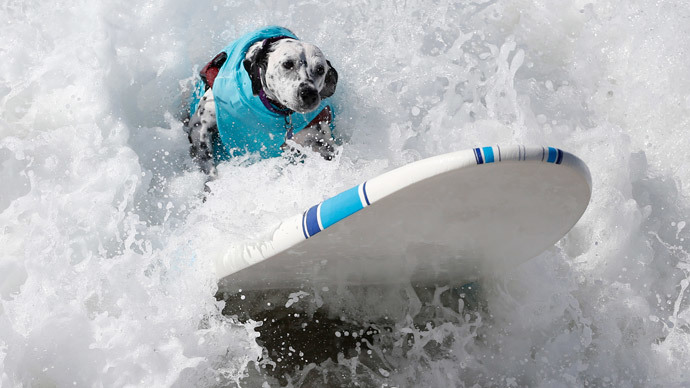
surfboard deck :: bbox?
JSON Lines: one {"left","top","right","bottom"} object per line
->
{"left": 211, "top": 145, "right": 591, "bottom": 292}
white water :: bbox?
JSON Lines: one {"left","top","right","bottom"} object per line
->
{"left": 1, "top": 0, "right": 689, "bottom": 386}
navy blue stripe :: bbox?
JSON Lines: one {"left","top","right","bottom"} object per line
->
{"left": 541, "top": 146, "right": 545, "bottom": 162}
{"left": 301, "top": 211, "right": 309, "bottom": 239}
{"left": 474, "top": 148, "right": 484, "bottom": 164}
{"left": 556, "top": 149, "right": 563, "bottom": 164}
{"left": 362, "top": 182, "right": 371, "bottom": 206}
{"left": 305, "top": 205, "right": 321, "bottom": 237}
{"left": 497, "top": 145, "right": 502, "bottom": 161}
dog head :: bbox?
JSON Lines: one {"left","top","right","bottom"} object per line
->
{"left": 244, "top": 37, "right": 338, "bottom": 113}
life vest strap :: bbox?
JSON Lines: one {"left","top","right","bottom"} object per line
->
{"left": 200, "top": 52, "right": 228, "bottom": 90}
{"left": 306, "top": 105, "right": 332, "bottom": 127}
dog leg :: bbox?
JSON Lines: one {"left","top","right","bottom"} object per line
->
{"left": 288, "top": 121, "right": 336, "bottom": 160}
{"left": 185, "top": 89, "right": 218, "bottom": 179}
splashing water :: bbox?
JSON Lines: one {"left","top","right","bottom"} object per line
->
{"left": 2, "top": 0, "right": 690, "bottom": 386}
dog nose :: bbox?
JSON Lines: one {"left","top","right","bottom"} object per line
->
{"left": 299, "top": 84, "right": 319, "bottom": 106}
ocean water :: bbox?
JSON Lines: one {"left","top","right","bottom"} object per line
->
{"left": 1, "top": 0, "right": 689, "bottom": 386}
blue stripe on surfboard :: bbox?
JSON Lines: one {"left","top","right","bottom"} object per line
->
{"left": 556, "top": 148, "right": 563, "bottom": 164}
{"left": 301, "top": 210, "right": 309, "bottom": 239}
{"left": 305, "top": 205, "right": 321, "bottom": 237}
{"left": 362, "top": 181, "right": 371, "bottom": 206}
{"left": 482, "top": 146, "right": 495, "bottom": 163}
{"left": 474, "top": 148, "right": 484, "bottom": 164}
{"left": 547, "top": 147, "right": 558, "bottom": 163}
{"left": 320, "top": 185, "right": 365, "bottom": 230}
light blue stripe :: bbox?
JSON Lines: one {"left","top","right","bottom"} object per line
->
{"left": 482, "top": 147, "right": 495, "bottom": 163}
{"left": 319, "top": 185, "right": 364, "bottom": 229}
{"left": 547, "top": 147, "right": 558, "bottom": 163}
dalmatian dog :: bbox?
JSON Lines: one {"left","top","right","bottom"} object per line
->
{"left": 184, "top": 29, "right": 338, "bottom": 180}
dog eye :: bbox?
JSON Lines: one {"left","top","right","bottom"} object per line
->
{"left": 282, "top": 60, "right": 294, "bottom": 70}
{"left": 315, "top": 65, "right": 325, "bottom": 75}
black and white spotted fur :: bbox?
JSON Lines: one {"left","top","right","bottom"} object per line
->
{"left": 184, "top": 37, "right": 338, "bottom": 179}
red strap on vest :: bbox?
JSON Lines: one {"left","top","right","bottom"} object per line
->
{"left": 306, "top": 105, "right": 332, "bottom": 127}
{"left": 200, "top": 52, "right": 228, "bottom": 89}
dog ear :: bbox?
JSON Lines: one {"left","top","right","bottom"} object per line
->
{"left": 320, "top": 60, "right": 338, "bottom": 98}
{"left": 244, "top": 40, "right": 273, "bottom": 96}
{"left": 243, "top": 55, "right": 264, "bottom": 96}
{"left": 244, "top": 37, "right": 286, "bottom": 96}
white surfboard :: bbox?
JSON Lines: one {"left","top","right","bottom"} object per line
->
{"left": 211, "top": 145, "right": 591, "bottom": 292}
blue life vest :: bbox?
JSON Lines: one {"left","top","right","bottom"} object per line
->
{"left": 190, "top": 26, "right": 334, "bottom": 161}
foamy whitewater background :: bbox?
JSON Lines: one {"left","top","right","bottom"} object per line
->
{"left": 1, "top": 0, "right": 689, "bottom": 386}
